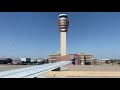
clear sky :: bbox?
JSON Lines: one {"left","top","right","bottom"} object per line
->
{"left": 0, "top": 12, "right": 120, "bottom": 59}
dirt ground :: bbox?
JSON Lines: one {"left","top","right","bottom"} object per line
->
{"left": 42, "top": 65, "right": 120, "bottom": 78}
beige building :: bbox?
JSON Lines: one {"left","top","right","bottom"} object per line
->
{"left": 48, "top": 52, "right": 61, "bottom": 63}
{"left": 78, "top": 53, "right": 94, "bottom": 65}
{"left": 48, "top": 53, "right": 94, "bottom": 65}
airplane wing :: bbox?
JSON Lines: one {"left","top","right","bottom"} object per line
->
{"left": 0, "top": 60, "right": 73, "bottom": 78}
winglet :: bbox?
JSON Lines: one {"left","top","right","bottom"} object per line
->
{"left": 70, "top": 58, "right": 75, "bottom": 65}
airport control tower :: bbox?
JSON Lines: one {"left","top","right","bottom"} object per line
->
{"left": 58, "top": 14, "right": 69, "bottom": 57}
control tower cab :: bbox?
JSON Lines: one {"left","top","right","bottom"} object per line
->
{"left": 58, "top": 14, "right": 69, "bottom": 32}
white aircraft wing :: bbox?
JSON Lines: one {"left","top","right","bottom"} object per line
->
{"left": 0, "top": 60, "right": 73, "bottom": 78}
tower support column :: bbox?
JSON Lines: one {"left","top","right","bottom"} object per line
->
{"left": 60, "top": 32, "right": 66, "bottom": 56}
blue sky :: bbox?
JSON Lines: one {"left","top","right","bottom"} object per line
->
{"left": 0, "top": 12, "right": 120, "bottom": 59}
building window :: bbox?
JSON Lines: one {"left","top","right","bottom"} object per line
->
{"left": 60, "top": 16, "right": 67, "bottom": 18}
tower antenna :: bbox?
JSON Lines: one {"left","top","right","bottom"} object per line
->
{"left": 12, "top": 43, "right": 14, "bottom": 59}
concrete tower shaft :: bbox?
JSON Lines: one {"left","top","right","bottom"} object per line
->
{"left": 60, "top": 32, "right": 66, "bottom": 56}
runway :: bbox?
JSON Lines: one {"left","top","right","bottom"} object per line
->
{"left": 0, "top": 65, "right": 31, "bottom": 72}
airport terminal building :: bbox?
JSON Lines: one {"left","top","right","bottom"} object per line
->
{"left": 48, "top": 53, "right": 94, "bottom": 65}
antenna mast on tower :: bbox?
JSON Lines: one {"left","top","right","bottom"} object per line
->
{"left": 12, "top": 43, "right": 14, "bottom": 59}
